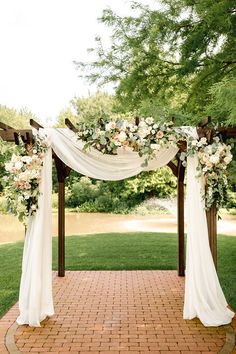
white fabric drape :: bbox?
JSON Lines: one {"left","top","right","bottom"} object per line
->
{"left": 184, "top": 155, "right": 234, "bottom": 326}
{"left": 17, "top": 148, "right": 54, "bottom": 326}
{"left": 16, "top": 127, "right": 234, "bottom": 327}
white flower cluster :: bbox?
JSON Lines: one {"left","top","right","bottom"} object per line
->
{"left": 187, "top": 136, "right": 233, "bottom": 209}
{"left": 78, "top": 117, "right": 179, "bottom": 165}
{"left": 4, "top": 135, "right": 49, "bottom": 224}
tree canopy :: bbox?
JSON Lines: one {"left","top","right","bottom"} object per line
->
{"left": 76, "top": 0, "right": 236, "bottom": 125}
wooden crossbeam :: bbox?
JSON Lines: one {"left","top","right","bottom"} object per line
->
{"left": 0, "top": 129, "right": 33, "bottom": 142}
{"left": 167, "top": 161, "right": 178, "bottom": 177}
{"left": 217, "top": 127, "right": 236, "bottom": 139}
{"left": 0, "top": 122, "right": 14, "bottom": 130}
{"left": 30, "top": 119, "right": 43, "bottom": 130}
{"left": 65, "top": 118, "right": 78, "bottom": 132}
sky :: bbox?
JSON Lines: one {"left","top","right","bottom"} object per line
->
{"left": 0, "top": 0, "right": 156, "bottom": 125}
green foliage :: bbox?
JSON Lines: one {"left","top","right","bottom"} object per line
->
{"left": 76, "top": 0, "right": 236, "bottom": 119}
{"left": 205, "top": 76, "right": 236, "bottom": 125}
{"left": 0, "top": 140, "right": 15, "bottom": 192}
{"left": 66, "top": 177, "right": 100, "bottom": 206}
{"left": 227, "top": 191, "right": 236, "bottom": 209}
{"left": 65, "top": 168, "right": 177, "bottom": 213}
{"left": 0, "top": 105, "right": 35, "bottom": 128}
{"left": 57, "top": 91, "right": 127, "bottom": 127}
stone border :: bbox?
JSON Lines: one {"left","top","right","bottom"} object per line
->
{"left": 218, "top": 324, "right": 235, "bottom": 354}
{"left": 5, "top": 318, "right": 236, "bottom": 354}
{"left": 5, "top": 322, "right": 20, "bottom": 354}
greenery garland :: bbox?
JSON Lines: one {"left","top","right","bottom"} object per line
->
{"left": 2, "top": 118, "right": 233, "bottom": 223}
{"left": 77, "top": 117, "right": 233, "bottom": 211}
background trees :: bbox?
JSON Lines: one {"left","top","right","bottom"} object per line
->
{"left": 76, "top": 0, "right": 236, "bottom": 125}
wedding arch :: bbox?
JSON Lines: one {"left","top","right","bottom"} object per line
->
{"left": 0, "top": 118, "right": 235, "bottom": 329}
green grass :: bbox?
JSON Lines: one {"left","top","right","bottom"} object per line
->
{"left": 0, "top": 232, "right": 235, "bottom": 319}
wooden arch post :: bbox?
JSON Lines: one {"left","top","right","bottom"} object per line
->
{"left": 54, "top": 157, "right": 71, "bottom": 277}
{"left": 168, "top": 158, "right": 185, "bottom": 277}
{"left": 177, "top": 159, "right": 185, "bottom": 276}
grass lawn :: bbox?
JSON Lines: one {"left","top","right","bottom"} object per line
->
{"left": 0, "top": 232, "right": 235, "bottom": 319}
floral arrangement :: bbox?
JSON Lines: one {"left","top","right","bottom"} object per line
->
{"left": 77, "top": 118, "right": 233, "bottom": 211}
{"left": 77, "top": 117, "right": 182, "bottom": 166}
{"left": 2, "top": 118, "right": 233, "bottom": 224}
{"left": 3, "top": 133, "right": 49, "bottom": 224}
{"left": 186, "top": 136, "right": 233, "bottom": 210}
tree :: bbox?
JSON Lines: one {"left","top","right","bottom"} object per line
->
{"left": 76, "top": 0, "right": 236, "bottom": 124}
{"left": 57, "top": 91, "right": 134, "bottom": 126}
{"left": 0, "top": 105, "right": 36, "bottom": 128}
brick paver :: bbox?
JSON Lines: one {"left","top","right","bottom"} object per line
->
{"left": 0, "top": 271, "right": 235, "bottom": 353}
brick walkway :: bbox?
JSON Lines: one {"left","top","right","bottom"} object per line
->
{"left": 0, "top": 271, "right": 235, "bottom": 353}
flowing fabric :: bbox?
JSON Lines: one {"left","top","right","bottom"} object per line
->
{"left": 184, "top": 155, "right": 234, "bottom": 326}
{"left": 16, "top": 127, "right": 234, "bottom": 327}
{"left": 17, "top": 148, "right": 54, "bottom": 326}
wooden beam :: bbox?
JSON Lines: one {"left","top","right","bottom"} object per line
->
{"left": 217, "top": 127, "right": 236, "bottom": 140}
{"left": 0, "top": 129, "right": 33, "bottom": 142}
{"left": 0, "top": 122, "right": 14, "bottom": 130}
{"left": 65, "top": 118, "right": 78, "bottom": 132}
{"left": 30, "top": 119, "right": 43, "bottom": 129}
{"left": 167, "top": 161, "right": 178, "bottom": 177}
{"left": 54, "top": 155, "right": 71, "bottom": 277}
{"left": 177, "top": 158, "right": 185, "bottom": 276}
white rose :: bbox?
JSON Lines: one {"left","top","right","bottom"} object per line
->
{"left": 15, "top": 161, "right": 23, "bottom": 170}
{"left": 117, "top": 131, "right": 127, "bottom": 142}
{"left": 224, "top": 155, "right": 232, "bottom": 164}
{"left": 22, "top": 156, "right": 32, "bottom": 164}
{"left": 139, "top": 120, "right": 147, "bottom": 128}
{"left": 138, "top": 128, "right": 149, "bottom": 139}
{"left": 200, "top": 137, "right": 207, "bottom": 145}
{"left": 150, "top": 143, "right": 160, "bottom": 151}
{"left": 145, "top": 117, "right": 154, "bottom": 125}
{"left": 5, "top": 162, "right": 13, "bottom": 172}
{"left": 209, "top": 154, "right": 220, "bottom": 164}
{"left": 105, "top": 122, "right": 116, "bottom": 131}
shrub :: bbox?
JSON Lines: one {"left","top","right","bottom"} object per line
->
{"left": 65, "top": 177, "right": 100, "bottom": 208}
{"left": 65, "top": 167, "right": 177, "bottom": 213}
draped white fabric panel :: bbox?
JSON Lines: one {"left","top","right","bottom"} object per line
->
{"left": 17, "top": 148, "right": 54, "bottom": 327}
{"left": 50, "top": 128, "right": 179, "bottom": 180}
{"left": 184, "top": 155, "right": 234, "bottom": 326}
{"left": 16, "top": 127, "right": 234, "bottom": 327}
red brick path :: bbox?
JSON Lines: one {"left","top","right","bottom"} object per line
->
{"left": 0, "top": 271, "right": 235, "bottom": 353}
